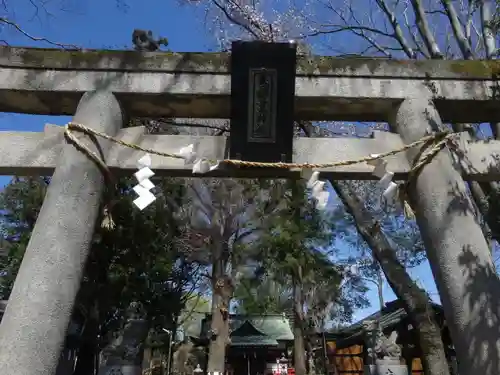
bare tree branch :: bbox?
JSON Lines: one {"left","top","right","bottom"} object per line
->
{"left": 376, "top": 0, "right": 417, "bottom": 58}
{"left": 402, "top": 4, "right": 430, "bottom": 58}
{"left": 479, "top": 0, "right": 496, "bottom": 59}
{"left": 308, "top": 24, "right": 394, "bottom": 38}
{"left": 0, "top": 17, "right": 80, "bottom": 49}
{"left": 441, "top": 0, "right": 474, "bottom": 59}
{"left": 211, "top": 0, "right": 261, "bottom": 39}
{"left": 464, "top": 0, "right": 475, "bottom": 47}
{"left": 410, "top": 0, "right": 444, "bottom": 58}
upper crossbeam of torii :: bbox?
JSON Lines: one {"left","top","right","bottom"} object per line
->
{"left": 0, "top": 45, "right": 499, "bottom": 122}
{"left": 1, "top": 44, "right": 500, "bottom": 180}
{"left": 0, "top": 41, "right": 499, "bottom": 375}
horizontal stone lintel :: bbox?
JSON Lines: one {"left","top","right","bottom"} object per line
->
{"left": 1, "top": 124, "right": 499, "bottom": 181}
{"left": 0, "top": 47, "right": 499, "bottom": 122}
{"left": 3, "top": 46, "right": 500, "bottom": 79}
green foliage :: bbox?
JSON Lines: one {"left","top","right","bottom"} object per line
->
{"left": 233, "top": 277, "right": 293, "bottom": 314}
{"left": 233, "top": 180, "right": 368, "bottom": 326}
{"left": 0, "top": 176, "right": 201, "bottom": 342}
{"left": 259, "top": 182, "right": 337, "bottom": 284}
{"left": 179, "top": 294, "right": 210, "bottom": 337}
{"left": 259, "top": 181, "right": 333, "bottom": 268}
{"left": 0, "top": 177, "right": 48, "bottom": 299}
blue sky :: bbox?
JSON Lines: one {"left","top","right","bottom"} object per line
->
{"left": 0, "top": 0, "right": 440, "bottom": 321}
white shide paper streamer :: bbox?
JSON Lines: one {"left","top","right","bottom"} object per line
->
{"left": 367, "top": 155, "right": 399, "bottom": 208}
{"left": 178, "top": 144, "right": 336, "bottom": 211}
{"left": 133, "top": 154, "right": 157, "bottom": 210}
{"left": 301, "top": 169, "right": 331, "bottom": 211}
{"left": 176, "top": 143, "right": 220, "bottom": 174}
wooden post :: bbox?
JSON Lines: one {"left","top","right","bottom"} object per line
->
{"left": 389, "top": 98, "right": 500, "bottom": 375}
{"left": 0, "top": 91, "right": 124, "bottom": 375}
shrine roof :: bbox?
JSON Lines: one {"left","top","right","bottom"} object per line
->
{"left": 230, "top": 335, "right": 279, "bottom": 347}
{"left": 200, "top": 314, "right": 294, "bottom": 345}
{"left": 330, "top": 300, "right": 445, "bottom": 348}
{"left": 347, "top": 300, "right": 444, "bottom": 333}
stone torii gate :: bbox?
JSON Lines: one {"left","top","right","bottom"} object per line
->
{"left": 0, "top": 43, "right": 500, "bottom": 375}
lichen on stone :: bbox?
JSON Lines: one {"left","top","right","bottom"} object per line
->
{"left": 17, "top": 47, "right": 229, "bottom": 72}
{"left": 448, "top": 60, "right": 500, "bottom": 78}
{"left": 12, "top": 46, "right": 500, "bottom": 79}
{"left": 296, "top": 55, "right": 393, "bottom": 75}
{"left": 20, "top": 48, "right": 116, "bottom": 68}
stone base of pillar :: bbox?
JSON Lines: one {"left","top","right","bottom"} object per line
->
{"left": 364, "top": 359, "right": 408, "bottom": 375}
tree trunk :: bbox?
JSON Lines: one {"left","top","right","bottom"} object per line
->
{"left": 333, "top": 181, "right": 450, "bottom": 375}
{"left": 290, "top": 181, "right": 307, "bottom": 375}
{"left": 207, "top": 292, "right": 229, "bottom": 373}
{"left": 207, "top": 253, "right": 230, "bottom": 373}
{"left": 293, "top": 279, "right": 307, "bottom": 375}
{"left": 74, "top": 303, "right": 100, "bottom": 375}
{"left": 376, "top": 267, "right": 384, "bottom": 311}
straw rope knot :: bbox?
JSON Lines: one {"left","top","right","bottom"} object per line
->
{"left": 64, "top": 122, "right": 119, "bottom": 230}
{"left": 398, "top": 131, "right": 457, "bottom": 219}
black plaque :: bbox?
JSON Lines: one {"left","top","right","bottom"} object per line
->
{"left": 230, "top": 41, "right": 297, "bottom": 163}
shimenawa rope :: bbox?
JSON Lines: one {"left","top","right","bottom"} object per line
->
{"left": 63, "top": 121, "right": 457, "bottom": 223}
